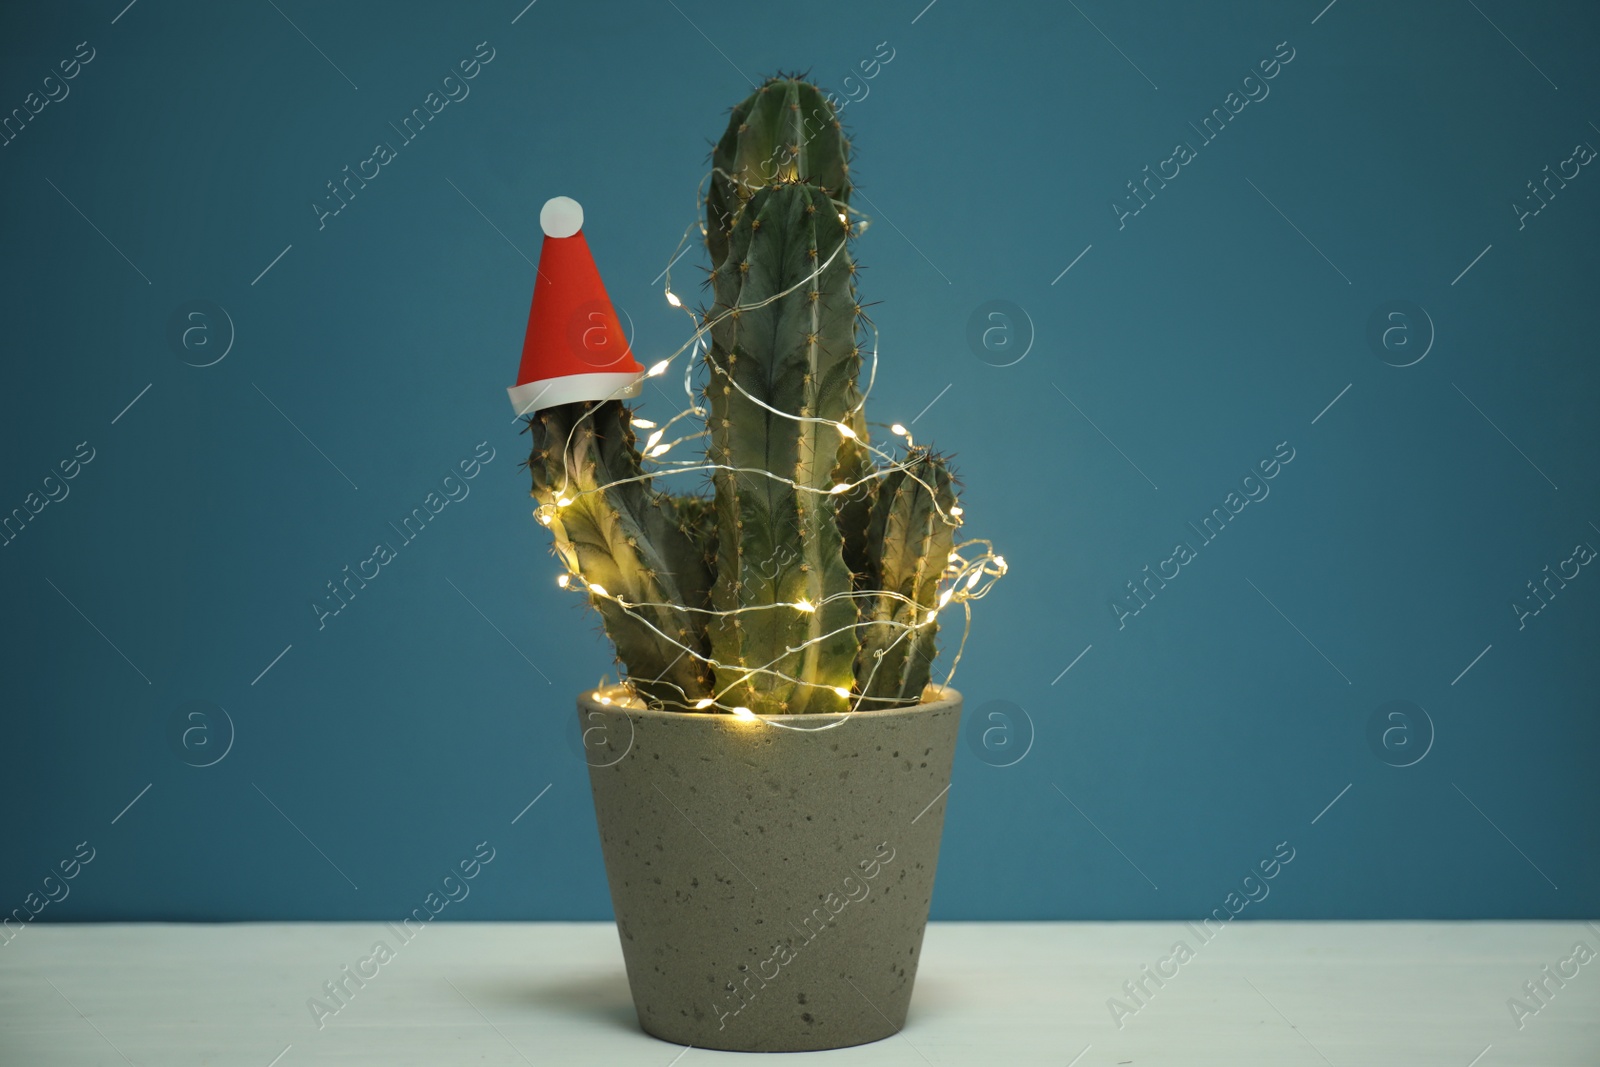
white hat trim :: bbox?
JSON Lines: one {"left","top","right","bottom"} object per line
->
{"left": 507, "top": 371, "right": 643, "bottom": 417}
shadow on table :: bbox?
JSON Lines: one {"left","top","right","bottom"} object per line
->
{"left": 905, "top": 972, "right": 963, "bottom": 1026}
{"left": 472, "top": 968, "right": 639, "bottom": 1033}
{"left": 464, "top": 968, "right": 959, "bottom": 1041}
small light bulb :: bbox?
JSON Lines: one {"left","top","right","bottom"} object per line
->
{"left": 556, "top": 495, "right": 573, "bottom": 507}
{"left": 647, "top": 360, "right": 670, "bottom": 377}
{"left": 837, "top": 423, "right": 857, "bottom": 439}
{"left": 838, "top": 212, "right": 848, "bottom": 224}
{"left": 537, "top": 512, "right": 552, "bottom": 526}
{"left": 589, "top": 584, "right": 609, "bottom": 598}
{"left": 948, "top": 551, "right": 963, "bottom": 563}
{"left": 938, "top": 588, "right": 954, "bottom": 608}
{"left": 829, "top": 483, "right": 850, "bottom": 495}
{"left": 648, "top": 444, "right": 672, "bottom": 458}
{"left": 964, "top": 570, "right": 982, "bottom": 590}
{"left": 665, "top": 290, "right": 682, "bottom": 307}
{"left": 693, "top": 698, "right": 714, "bottom": 709}
{"left": 949, "top": 505, "right": 963, "bottom": 517}
{"left": 644, "top": 430, "right": 665, "bottom": 450}
{"left": 794, "top": 598, "right": 815, "bottom": 613}
{"left": 994, "top": 555, "right": 1008, "bottom": 572}
{"left": 631, "top": 418, "right": 657, "bottom": 429}
{"left": 597, "top": 694, "right": 612, "bottom": 705}
{"left": 891, "top": 423, "right": 908, "bottom": 436}
{"left": 731, "top": 706, "right": 756, "bottom": 721}
{"left": 832, "top": 686, "right": 850, "bottom": 699}
{"left": 557, "top": 574, "right": 570, "bottom": 588}
{"left": 925, "top": 608, "right": 939, "bottom": 623}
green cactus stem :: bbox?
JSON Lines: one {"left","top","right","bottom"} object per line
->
{"left": 704, "top": 182, "right": 860, "bottom": 715}
{"left": 706, "top": 74, "right": 876, "bottom": 640}
{"left": 856, "top": 451, "right": 958, "bottom": 706}
{"left": 706, "top": 77, "right": 852, "bottom": 274}
{"left": 526, "top": 401, "right": 714, "bottom": 708}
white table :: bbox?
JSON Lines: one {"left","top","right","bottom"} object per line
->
{"left": 2, "top": 922, "right": 1596, "bottom": 1065}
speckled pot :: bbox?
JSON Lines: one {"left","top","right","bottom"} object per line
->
{"left": 576, "top": 686, "right": 962, "bottom": 1052}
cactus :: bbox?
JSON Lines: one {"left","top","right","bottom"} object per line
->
{"left": 524, "top": 76, "right": 980, "bottom": 715}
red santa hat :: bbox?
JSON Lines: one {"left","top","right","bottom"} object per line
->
{"left": 507, "top": 196, "right": 645, "bottom": 417}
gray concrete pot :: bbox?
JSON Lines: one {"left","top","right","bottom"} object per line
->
{"left": 576, "top": 686, "right": 962, "bottom": 1052}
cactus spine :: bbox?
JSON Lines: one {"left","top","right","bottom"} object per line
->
{"left": 525, "top": 76, "right": 968, "bottom": 715}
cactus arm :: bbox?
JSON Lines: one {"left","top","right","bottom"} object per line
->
{"left": 856, "top": 451, "right": 957, "bottom": 706}
{"left": 527, "top": 401, "right": 713, "bottom": 707}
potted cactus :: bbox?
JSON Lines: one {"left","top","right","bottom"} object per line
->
{"left": 511, "top": 76, "right": 1004, "bottom": 1052}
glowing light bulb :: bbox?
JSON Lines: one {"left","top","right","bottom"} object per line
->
{"left": 837, "top": 423, "right": 857, "bottom": 439}
{"left": 829, "top": 483, "right": 850, "bottom": 495}
{"left": 556, "top": 495, "right": 573, "bottom": 507}
{"left": 938, "top": 588, "right": 954, "bottom": 608}
{"left": 693, "top": 698, "right": 714, "bottom": 709}
{"left": 597, "top": 694, "right": 612, "bottom": 705}
{"left": 948, "top": 551, "right": 963, "bottom": 563}
{"left": 665, "top": 290, "right": 683, "bottom": 308}
{"left": 832, "top": 686, "right": 850, "bottom": 699}
{"left": 589, "top": 584, "right": 609, "bottom": 598}
{"left": 648, "top": 444, "right": 672, "bottom": 458}
{"left": 644, "top": 429, "right": 665, "bottom": 450}
{"left": 731, "top": 706, "right": 756, "bottom": 721}
{"left": 557, "top": 574, "right": 570, "bottom": 588}
{"left": 891, "top": 423, "right": 908, "bottom": 436}
{"left": 647, "top": 360, "right": 670, "bottom": 377}
{"left": 794, "top": 598, "right": 815, "bottom": 613}
{"left": 838, "top": 212, "right": 848, "bottom": 223}
{"left": 537, "top": 512, "right": 552, "bottom": 526}
{"left": 994, "top": 555, "right": 1008, "bottom": 572}
{"left": 925, "top": 608, "right": 939, "bottom": 624}
{"left": 949, "top": 505, "right": 963, "bottom": 517}
{"left": 964, "top": 569, "right": 982, "bottom": 590}
{"left": 631, "top": 418, "right": 657, "bottom": 429}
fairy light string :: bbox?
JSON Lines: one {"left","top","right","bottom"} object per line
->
{"left": 529, "top": 182, "right": 1007, "bottom": 724}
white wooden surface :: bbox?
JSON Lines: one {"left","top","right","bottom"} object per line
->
{"left": 2, "top": 922, "right": 1597, "bottom": 1065}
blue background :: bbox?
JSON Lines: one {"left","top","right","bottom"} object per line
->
{"left": 4, "top": 0, "right": 1596, "bottom": 923}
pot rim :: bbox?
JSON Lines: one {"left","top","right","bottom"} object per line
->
{"left": 577, "top": 684, "right": 962, "bottom": 724}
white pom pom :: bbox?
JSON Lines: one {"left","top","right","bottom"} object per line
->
{"left": 540, "top": 196, "right": 584, "bottom": 238}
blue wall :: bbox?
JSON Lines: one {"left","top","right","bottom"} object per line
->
{"left": 4, "top": 0, "right": 1595, "bottom": 923}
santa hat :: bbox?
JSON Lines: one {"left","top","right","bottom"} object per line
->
{"left": 507, "top": 196, "right": 645, "bottom": 417}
